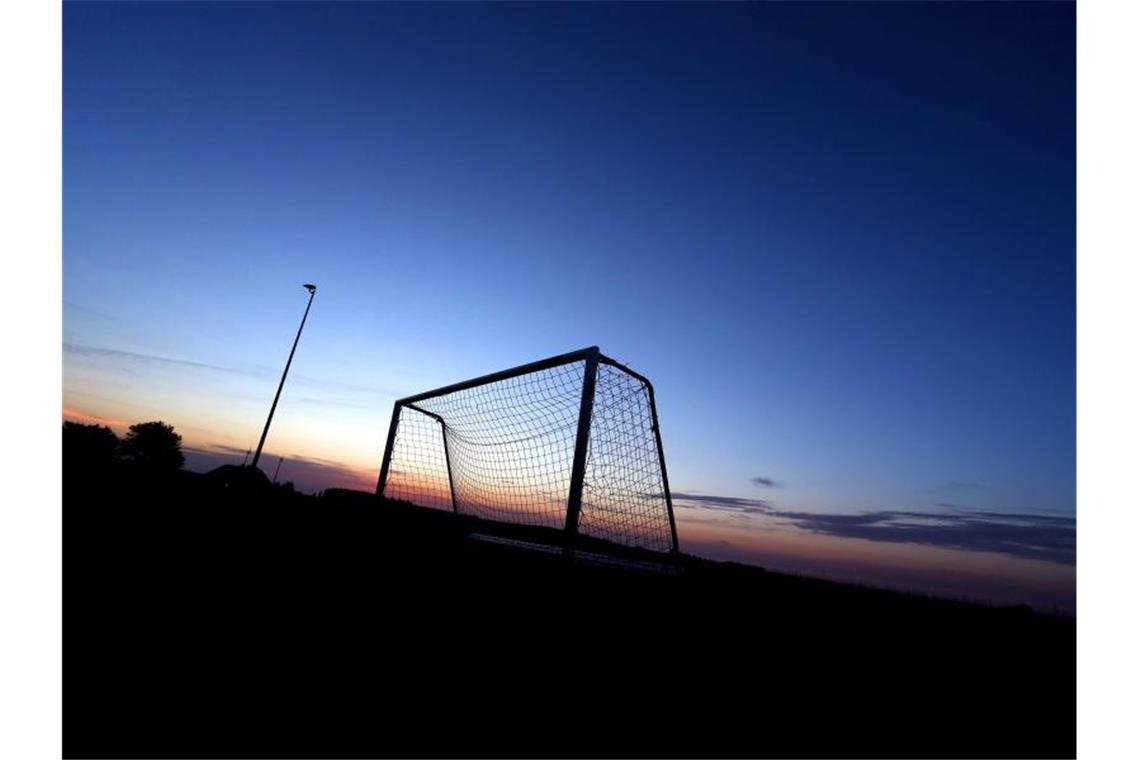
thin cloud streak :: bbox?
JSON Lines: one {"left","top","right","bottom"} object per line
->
{"left": 65, "top": 342, "right": 246, "bottom": 376}
{"left": 672, "top": 492, "right": 771, "bottom": 514}
{"left": 64, "top": 341, "right": 396, "bottom": 396}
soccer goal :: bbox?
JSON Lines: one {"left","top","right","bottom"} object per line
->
{"left": 376, "top": 347, "right": 679, "bottom": 554}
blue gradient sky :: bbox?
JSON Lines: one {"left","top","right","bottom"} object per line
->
{"left": 63, "top": 2, "right": 1074, "bottom": 608}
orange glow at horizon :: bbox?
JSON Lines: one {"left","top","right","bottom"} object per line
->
{"left": 63, "top": 406, "right": 131, "bottom": 432}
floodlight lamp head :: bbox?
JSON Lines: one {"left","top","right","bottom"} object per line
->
{"left": 303, "top": 283, "right": 317, "bottom": 293}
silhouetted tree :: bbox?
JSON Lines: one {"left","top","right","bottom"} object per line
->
{"left": 62, "top": 422, "right": 120, "bottom": 470}
{"left": 120, "top": 421, "right": 185, "bottom": 471}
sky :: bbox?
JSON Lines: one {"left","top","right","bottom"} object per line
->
{"left": 63, "top": 2, "right": 1075, "bottom": 611}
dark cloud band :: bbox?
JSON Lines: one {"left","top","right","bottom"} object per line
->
{"left": 674, "top": 492, "right": 1075, "bottom": 565}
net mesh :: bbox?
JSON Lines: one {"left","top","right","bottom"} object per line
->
{"left": 381, "top": 354, "right": 674, "bottom": 553}
{"left": 580, "top": 363, "right": 673, "bottom": 552}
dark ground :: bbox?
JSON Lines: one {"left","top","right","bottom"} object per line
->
{"left": 65, "top": 466, "right": 1075, "bottom": 759}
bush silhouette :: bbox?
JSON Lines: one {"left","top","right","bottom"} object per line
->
{"left": 120, "top": 421, "right": 185, "bottom": 471}
{"left": 62, "top": 422, "right": 120, "bottom": 470}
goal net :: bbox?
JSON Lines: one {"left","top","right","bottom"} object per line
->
{"left": 376, "top": 347, "right": 678, "bottom": 554}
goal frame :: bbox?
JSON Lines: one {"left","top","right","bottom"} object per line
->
{"left": 375, "top": 346, "right": 680, "bottom": 554}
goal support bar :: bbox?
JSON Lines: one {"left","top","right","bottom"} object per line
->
{"left": 563, "top": 347, "right": 600, "bottom": 538}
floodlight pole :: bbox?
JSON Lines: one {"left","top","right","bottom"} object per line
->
{"left": 251, "top": 284, "right": 316, "bottom": 471}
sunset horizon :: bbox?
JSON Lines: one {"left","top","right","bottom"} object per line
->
{"left": 61, "top": 327, "right": 1075, "bottom": 613}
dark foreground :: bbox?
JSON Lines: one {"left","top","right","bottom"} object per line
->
{"left": 66, "top": 469, "right": 1075, "bottom": 758}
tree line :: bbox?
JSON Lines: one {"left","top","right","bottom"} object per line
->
{"left": 63, "top": 420, "right": 185, "bottom": 472}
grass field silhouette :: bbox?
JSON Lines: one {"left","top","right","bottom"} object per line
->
{"left": 65, "top": 447, "right": 1074, "bottom": 758}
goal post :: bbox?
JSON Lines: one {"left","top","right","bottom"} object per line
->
{"left": 376, "top": 346, "right": 679, "bottom": 554}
